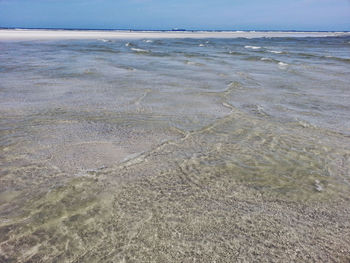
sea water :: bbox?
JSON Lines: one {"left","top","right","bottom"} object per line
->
{"left": 1, "top": 35, "right": 350, "bottom": 261}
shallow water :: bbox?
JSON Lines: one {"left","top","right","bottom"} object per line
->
{"left": 1, "top": 36, "right": 350, "bottom": 262}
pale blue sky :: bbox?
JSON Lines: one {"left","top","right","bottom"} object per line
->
{"left": 0, "top": 0, "right": 349, "bottom": 30}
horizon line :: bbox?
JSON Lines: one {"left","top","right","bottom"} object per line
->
{"left": 1, "top": 27, "right": 350, "bottom": 33}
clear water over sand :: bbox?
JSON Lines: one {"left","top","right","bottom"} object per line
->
{"left": 1, "top": 35, "right": 350, "bottom": 262}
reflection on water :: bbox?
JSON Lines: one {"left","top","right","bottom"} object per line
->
{"left": 1, "top": 36, "right": 350, "bottom": 262}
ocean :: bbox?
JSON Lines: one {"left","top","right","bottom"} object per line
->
{"left": 1, "top": 34, "right": 350, "bottom": 261}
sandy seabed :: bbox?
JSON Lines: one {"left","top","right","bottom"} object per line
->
{"left": 0, "top": 33, "right": 350, "bottom": 262}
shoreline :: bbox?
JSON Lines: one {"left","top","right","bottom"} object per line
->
{"left": 0, "top": 29, "right": 349, "bottom": 41}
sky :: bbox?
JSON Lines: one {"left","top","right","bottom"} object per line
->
{"left": 0, "top": 0, "right": 349, "bottom": 31}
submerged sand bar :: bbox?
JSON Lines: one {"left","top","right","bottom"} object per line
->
{"left": 0, "top": 29, "right": 349, "bottom": 41}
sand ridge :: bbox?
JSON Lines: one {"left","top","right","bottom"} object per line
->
{"left": 0, "top": 29, "right": 348, "bottom": 41}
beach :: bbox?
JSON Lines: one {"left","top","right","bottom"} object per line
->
{"left": 0, "top": 29, "right": 348, "bottom": 41}
{"left": 0, "top": 31, "right": 350, "bottom": 262}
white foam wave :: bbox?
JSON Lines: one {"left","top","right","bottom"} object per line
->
{"left": 269, "top": 50, "right": 283, "bottom": 54}
{"left": 144, "top": 40, "right": 153, "bottom": 43}
{"left": 131, "top": 48, "right": 149, "bottom": 53}
{"left": 261, "top": 57, "right": 271, "bottom": 61}
{"left": 125, "top": 42, "right": 131, "bottom": 47}
{"left": 278, "top": 62, "right": 289, "bottom": 68}
{"left": 98, "top": 39, "right": 110, "bottom": 43}
{"left": 199, "top": 44, "right": 205, "bottom": 47}
{"left": 245, "top": 45, "right": 261, "bottom": 50}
